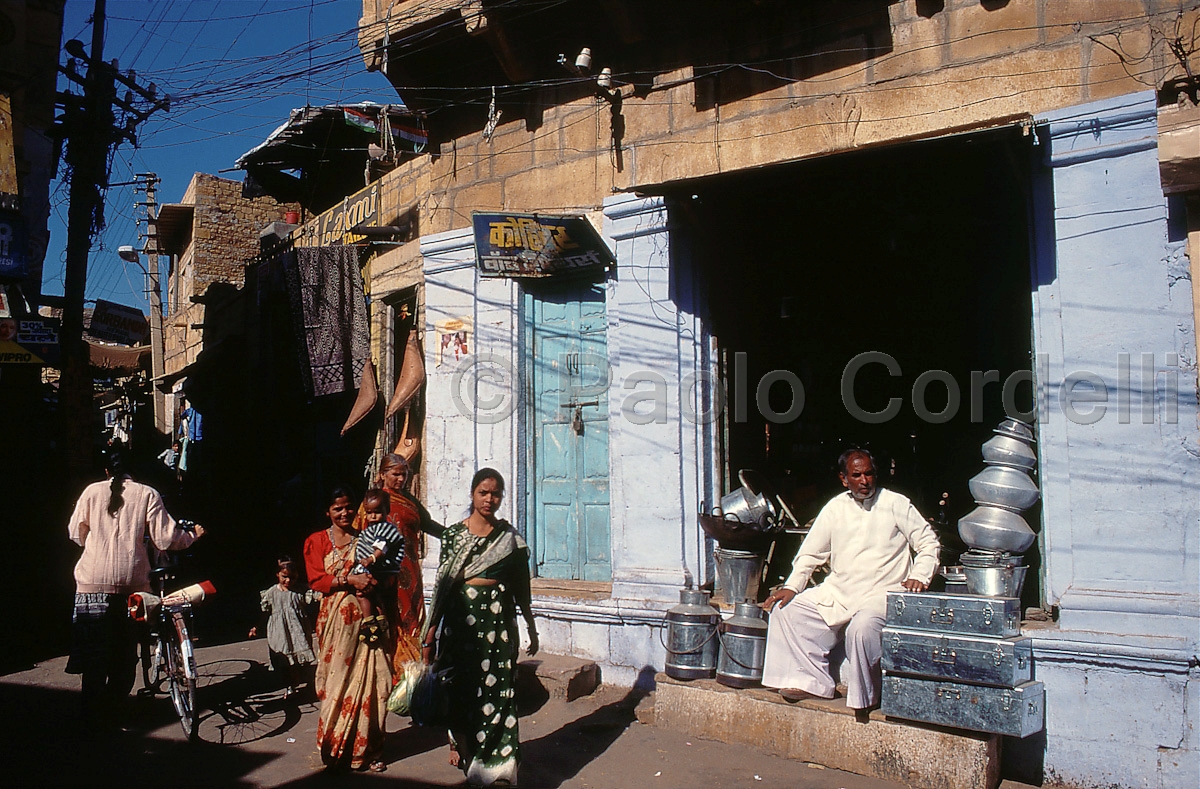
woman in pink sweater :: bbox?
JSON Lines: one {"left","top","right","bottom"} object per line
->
{"left": 66, "top": 451, "right": 204, "bottom": 724}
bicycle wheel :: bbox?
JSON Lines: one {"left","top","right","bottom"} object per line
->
{"left": 165, "top": 611, "right": 199, "bottom": 739}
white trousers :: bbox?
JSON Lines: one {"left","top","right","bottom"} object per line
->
{"left": 761, "top": 598, "right": 885, "bottom": 709}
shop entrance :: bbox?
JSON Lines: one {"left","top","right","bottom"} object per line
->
{"left": 677, "top": 127, "right": 1040, "bottom": 604}
{"left": 523, "top": 279, "right": 612, "bottom": 581}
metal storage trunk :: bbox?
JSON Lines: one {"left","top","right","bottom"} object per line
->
{"left": 885, "top": 591, "right": 1021, "bottom": 638}
{"left": 881, "top": 675, "right": 1045, "bottom": 738}
{"left": 881, "top": 627, "right": 1032, "bottom": 687}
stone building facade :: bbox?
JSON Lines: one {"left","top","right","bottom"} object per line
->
{"left": 158, "top": 173, "right": 297, "bottom": 431}
{"left": 160, "top": 173, "right": 296, "bottom": 374}
{"left": 330, "top": 2, "right": 1200, "bottom": 785}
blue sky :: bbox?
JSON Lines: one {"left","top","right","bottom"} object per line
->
{"left": 44, "top": 0, "right": 395, "bottom": 311}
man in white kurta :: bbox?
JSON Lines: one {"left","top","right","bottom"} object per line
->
{"left": 761, "top": 449, "right": 939, "bottom": 710}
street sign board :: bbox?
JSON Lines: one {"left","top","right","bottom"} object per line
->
{"left": 472, "top": 212, "right": 615, "bottom": 279}
{"left": 89, "top": 299, "right": 148, "bottom": 345}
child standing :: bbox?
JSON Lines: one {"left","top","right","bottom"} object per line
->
{"left": 249, "top": 556, "right": 318, "bottom": 697}
{"left": 352, "top": 489, "right": 404, "bottom": 644}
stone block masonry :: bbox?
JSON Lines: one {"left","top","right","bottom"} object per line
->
{"left": 654, "top": 675, "right": 1000, "bottom": 789}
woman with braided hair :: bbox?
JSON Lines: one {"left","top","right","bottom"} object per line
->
{"left": 66, "top": 451, "right": 204, "bottom": 725}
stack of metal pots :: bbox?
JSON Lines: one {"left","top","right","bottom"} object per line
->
{"left": 956, "top": 418, "right": 1039, "bottom": 598}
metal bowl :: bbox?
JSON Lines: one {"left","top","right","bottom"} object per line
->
{"left": 698, "top": 513, "right": 773, "bottom": 551}
{"left": 981, "top": 434, "right": 1037, "bottom": 470}
{"left": 968, "top": 465, "right": 1040, "bottom": 512}
{"left": 719, "top": 486, "right": 770, "bottom": 525}
{"left": 958, "top": 505, "right": 1037, "bottom": 553}
{"left": 963, "top": 564, "right": 1028, "bottom": 598}
{"left": 995, "top": 417, "right": 1035, "bottom": 442}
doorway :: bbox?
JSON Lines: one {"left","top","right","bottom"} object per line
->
{"left": 677, "top": 127, "right": 1041, "bottom": 605}
{"left": 523, "top": 279, "right": 612, "bottom": 581}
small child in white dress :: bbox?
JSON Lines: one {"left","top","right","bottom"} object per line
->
{"left": 249, "top": 556, "right": 317, "bottom": 697}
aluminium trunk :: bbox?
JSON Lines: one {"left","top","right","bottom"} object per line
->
{"left": 881, "top": 627, "right": 1033, "bottom": 687}
{"left": 885, "top": 591, "right": 1021, "bottom": 638}
{"left": 881, "top": 675, "right": 1045, "bottom": 738}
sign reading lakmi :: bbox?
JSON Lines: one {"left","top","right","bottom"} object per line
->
{"left": 472, "top": 212, "right": 614, "bottom": 279}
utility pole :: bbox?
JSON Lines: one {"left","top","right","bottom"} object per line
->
{"left": 135, "top": 173, "right": 166, "bottom": 435}
{"left": 55, "top": 0, "right": 169, "bottom": 482}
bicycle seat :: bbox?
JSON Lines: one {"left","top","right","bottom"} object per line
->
{"left": 150, "top": 567, "right": 175, "bottom": 585}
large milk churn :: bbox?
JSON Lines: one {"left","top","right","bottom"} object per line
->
{"left": 716, "top": 602, "right": 768, "bottom": 688}
{"left": 663, "top": 589, "right": 720, "bottom": 680}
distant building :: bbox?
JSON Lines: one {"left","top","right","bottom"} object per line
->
{"left": 156, "top": 173, "right": 298, "bottom": 436}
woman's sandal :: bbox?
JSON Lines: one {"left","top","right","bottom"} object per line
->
{"left": 367, "top": 760, "right": 387, "bottom": 773}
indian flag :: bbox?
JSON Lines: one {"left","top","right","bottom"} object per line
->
{"left": 344, "top": 107, "right": 378, "bottom": 133}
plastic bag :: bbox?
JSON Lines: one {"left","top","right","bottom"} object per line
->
{"left": 387, "top": 660, "right": 426, "bottom": 716}
{"left": 388, "top": 659, "right": 452, "bottom": 726}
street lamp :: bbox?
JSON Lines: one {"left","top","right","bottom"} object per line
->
{"left": 117, "top": 244, "right": 140, "bottom": 264}
{"left": 117, "top": 244, "right": 167, "bottom": 435}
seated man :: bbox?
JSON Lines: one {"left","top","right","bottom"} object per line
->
{"left": 761, "top": 448, "right": 939, "bottom": 713}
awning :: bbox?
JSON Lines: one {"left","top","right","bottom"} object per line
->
{"left": 157, "top": 203, "right": 196, "bottom": 257}
{"left": 88, "top": 341, "right": 151, "bottom": 374}
{"left": 236, "top": 102, "right": 427, "bottom": 211}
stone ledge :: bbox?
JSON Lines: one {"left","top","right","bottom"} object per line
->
{"left": 653, "top": 674, "right": 999, "bottom": 789}
{"left": 517, "top": 653, "right": 600, "bottom": 702}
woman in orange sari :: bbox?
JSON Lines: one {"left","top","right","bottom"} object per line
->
{"left": 353, "top": 453, "right": 443, "bottom": 670}
{"left": 304, "top": 487, "right": 392, "bottom": 771}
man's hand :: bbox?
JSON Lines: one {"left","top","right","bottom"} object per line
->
{"left": 902, "top": 579, "right": 928, "bottom": 593}
{"left": 762, "top": 587, "right": 796, "bottom": 611}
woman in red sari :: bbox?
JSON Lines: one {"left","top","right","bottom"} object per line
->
{"left": 304, "top": 487, "right": 391, "bottom": 772}
{"left": 352, "top": 453, "right": 443, "bottom": 671}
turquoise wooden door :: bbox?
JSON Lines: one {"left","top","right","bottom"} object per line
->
{"left": 526, "top": 281, "right": 611, "bottom": 581}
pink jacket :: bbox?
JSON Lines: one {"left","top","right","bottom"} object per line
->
{"left": 68, "top": 479, "right": 196, "bottom": 594}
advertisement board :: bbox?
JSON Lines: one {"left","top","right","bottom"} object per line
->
{"left": 318, "top": 182, "right": 379, "bottom": 246}
{"left": 0, "top": 209, "right": 28, "bottom": 278}
{"left": 89, "top": 299, "right": 149, "bottom": 345}
{"left": 472, "top": 212, "right": 615, "bottom": 279}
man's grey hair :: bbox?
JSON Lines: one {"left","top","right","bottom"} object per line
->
{"left": 837, "top": 447, "right": 876, "bottom": 475}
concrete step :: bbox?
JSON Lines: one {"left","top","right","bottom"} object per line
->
{"left": 653, "top": 674, "right": 1000, "bottom": 789}
{"left": 517, "top": 653, "right": 600, "bottom": 702}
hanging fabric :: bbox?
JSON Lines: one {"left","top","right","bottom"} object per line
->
{"left": 282, "top": 245, "right": 370, "bottom": 399}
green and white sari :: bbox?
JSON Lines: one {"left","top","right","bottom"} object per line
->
{"left": 424, "top": 520, "right": 533, "bottom": 787}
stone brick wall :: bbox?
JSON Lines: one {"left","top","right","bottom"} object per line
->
{"left": 362, "top": 1, "right": 1194, "bottom": 258}
{"left": 184, "top": 173, "right": 294, "bottom": 293}
{"left": 163, "top": 173, "right": 297, "bottom": 378}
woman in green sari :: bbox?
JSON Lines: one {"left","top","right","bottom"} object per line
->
{"left": 422, "top": 468, "right": 538, "bottom": 787}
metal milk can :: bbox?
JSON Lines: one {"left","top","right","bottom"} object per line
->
{"left": 716, "top": 602, "right": 769, "bottom": 688}
{"left": 663, "top": 589, "right": 720, "bottom": 680}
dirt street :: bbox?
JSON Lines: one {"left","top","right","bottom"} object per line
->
{"left": 1, "top": 637, "right": 920, "bottom": 788}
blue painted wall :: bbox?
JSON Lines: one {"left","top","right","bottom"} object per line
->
{"left": 1029, "top": 92, "right": 1199, "bottom": 787}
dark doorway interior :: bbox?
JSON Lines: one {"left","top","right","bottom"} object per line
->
{"left": 674, "top": 127, "right": 1039, "bottom": 603}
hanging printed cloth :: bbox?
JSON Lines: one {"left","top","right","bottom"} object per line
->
{"left": 283, "top": 245, "right": 371, "bottom": 399}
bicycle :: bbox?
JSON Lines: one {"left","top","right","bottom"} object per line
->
{"left": 133, "top": 522, "right": 207, "bottom": 740}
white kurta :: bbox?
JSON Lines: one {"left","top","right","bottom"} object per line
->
{"left": 762, "top": 487, "right": 939, "bottom": 707}
{"left": 783, "top": 487, "right": 940, "bottom": 625}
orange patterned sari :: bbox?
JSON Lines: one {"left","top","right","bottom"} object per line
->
{"left": 308, "top": 530, "right": 392, "bottom": 769}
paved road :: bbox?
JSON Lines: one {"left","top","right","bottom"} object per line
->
{"left": 1, "top": 637, "right": 927, "bottom": 789}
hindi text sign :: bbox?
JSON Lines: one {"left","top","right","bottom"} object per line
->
{"left": 472, "top": 212, "right": 614, "bottom": 279}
